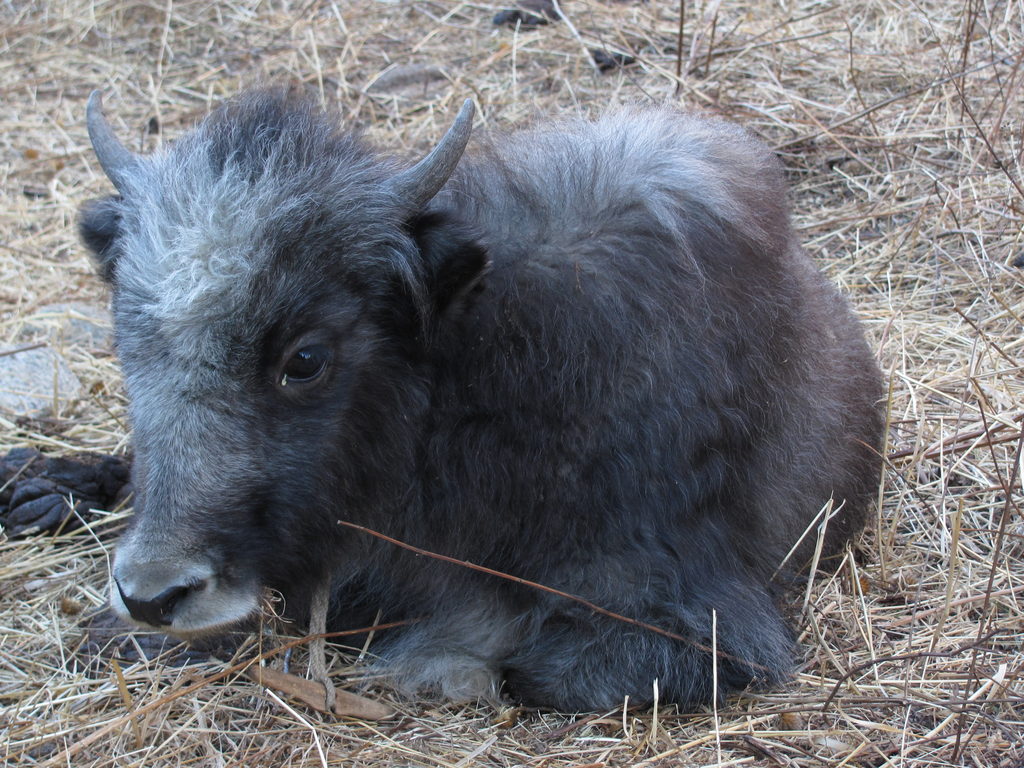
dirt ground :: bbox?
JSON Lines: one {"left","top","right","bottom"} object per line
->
{"left": 1, "top": 1, "right": 1022, "bottom": 766}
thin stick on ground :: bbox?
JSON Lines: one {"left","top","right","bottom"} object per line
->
{"left": 337, "top": 519, "right": 775, "bottom": 673}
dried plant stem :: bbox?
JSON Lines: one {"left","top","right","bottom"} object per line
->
{"left": 306, "top": 578, "right": 335, "bottom": 712}
{"left": 35, "top": 622, "right": 404, "bottom": 767}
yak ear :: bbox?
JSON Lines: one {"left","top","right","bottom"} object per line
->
{"left": 410, "top": 209, "right": 489, "bottom": 317}
{"left": 78, "top": 196, "right": 123, "bottom": 284}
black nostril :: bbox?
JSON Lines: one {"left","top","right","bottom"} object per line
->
{"left": 116, "top": 579, "right": 199, "bottom": 627}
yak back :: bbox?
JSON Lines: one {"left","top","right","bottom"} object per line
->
{"left": 404, "top": 107, "right": 881, "bottom": 601}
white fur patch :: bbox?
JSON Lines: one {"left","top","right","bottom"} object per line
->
{"left": 111, "top": 135, "right": 315, "bottom": 358}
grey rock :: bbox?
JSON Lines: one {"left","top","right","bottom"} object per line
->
{"left": 0, "top": 346, "right": 84, "bottom": 417}
{"left": 366, "top": 64, "right": 447, "bottom": 97}
{"left": 18, "top": 302, "right": 114, "bottom": 350}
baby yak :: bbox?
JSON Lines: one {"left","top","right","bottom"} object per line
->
{"left": 80, "top": 89, "right": 883, "bottom": 710}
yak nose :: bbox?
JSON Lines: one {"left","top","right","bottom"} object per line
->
{"left": 115, "top": 578, "right": 202, "bottom": 626}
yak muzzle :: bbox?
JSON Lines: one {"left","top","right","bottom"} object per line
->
{"left": 110, "top": 549, "right": 260, "bottom": 636}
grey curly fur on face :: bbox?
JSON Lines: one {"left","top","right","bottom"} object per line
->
{"left": 81, "top": 89, "right": 883, "bottom": 711}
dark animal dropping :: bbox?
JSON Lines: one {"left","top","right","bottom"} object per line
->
{"left": 0, "top": 448, "right": 131, "bottom": 537}
{"left": 493, "top": 0, "right": 556, "bottom": 28}
{"left": 590, "top": 48, "right": 637, "bottom": 72}
{"left": 79, "top": 89, "right": 883, "bottom": 710}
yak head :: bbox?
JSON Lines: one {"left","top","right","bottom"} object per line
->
{"left": 79, "top": 90, "right": 486, "bottom": 636}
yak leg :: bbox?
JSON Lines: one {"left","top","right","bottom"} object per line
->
{"left": 503, "top": 590, "right": 792, "bottom": 711}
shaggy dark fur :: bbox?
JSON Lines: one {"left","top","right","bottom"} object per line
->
{"left": 80, "top": 90, "right": 883, "bottom": 711}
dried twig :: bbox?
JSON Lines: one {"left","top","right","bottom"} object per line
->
{"left": 244, "top": 664, "right": 392, "bottom": 719}
{"left": 306, "top": 579, "right": 336, "bottom": 712}
{"left": 337, "top": 519, "right": 775, "bottom": 673}
{"left": 35, "top": 622, "right": 405, "bottom": 767}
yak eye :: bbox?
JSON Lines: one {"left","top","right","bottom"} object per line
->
{"left": 280, "top": 344, "right": 330, "bottom": 386}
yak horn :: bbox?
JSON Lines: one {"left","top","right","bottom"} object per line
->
{"left": 388, "top": 99, "right": 474, "bottom": 209}
{"left": 86, "top": 90, "right": 140, "bottom": 194}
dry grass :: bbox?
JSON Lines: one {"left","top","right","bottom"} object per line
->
{"left": 1, "top": 0, "right": 1022, "bottom": 765}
